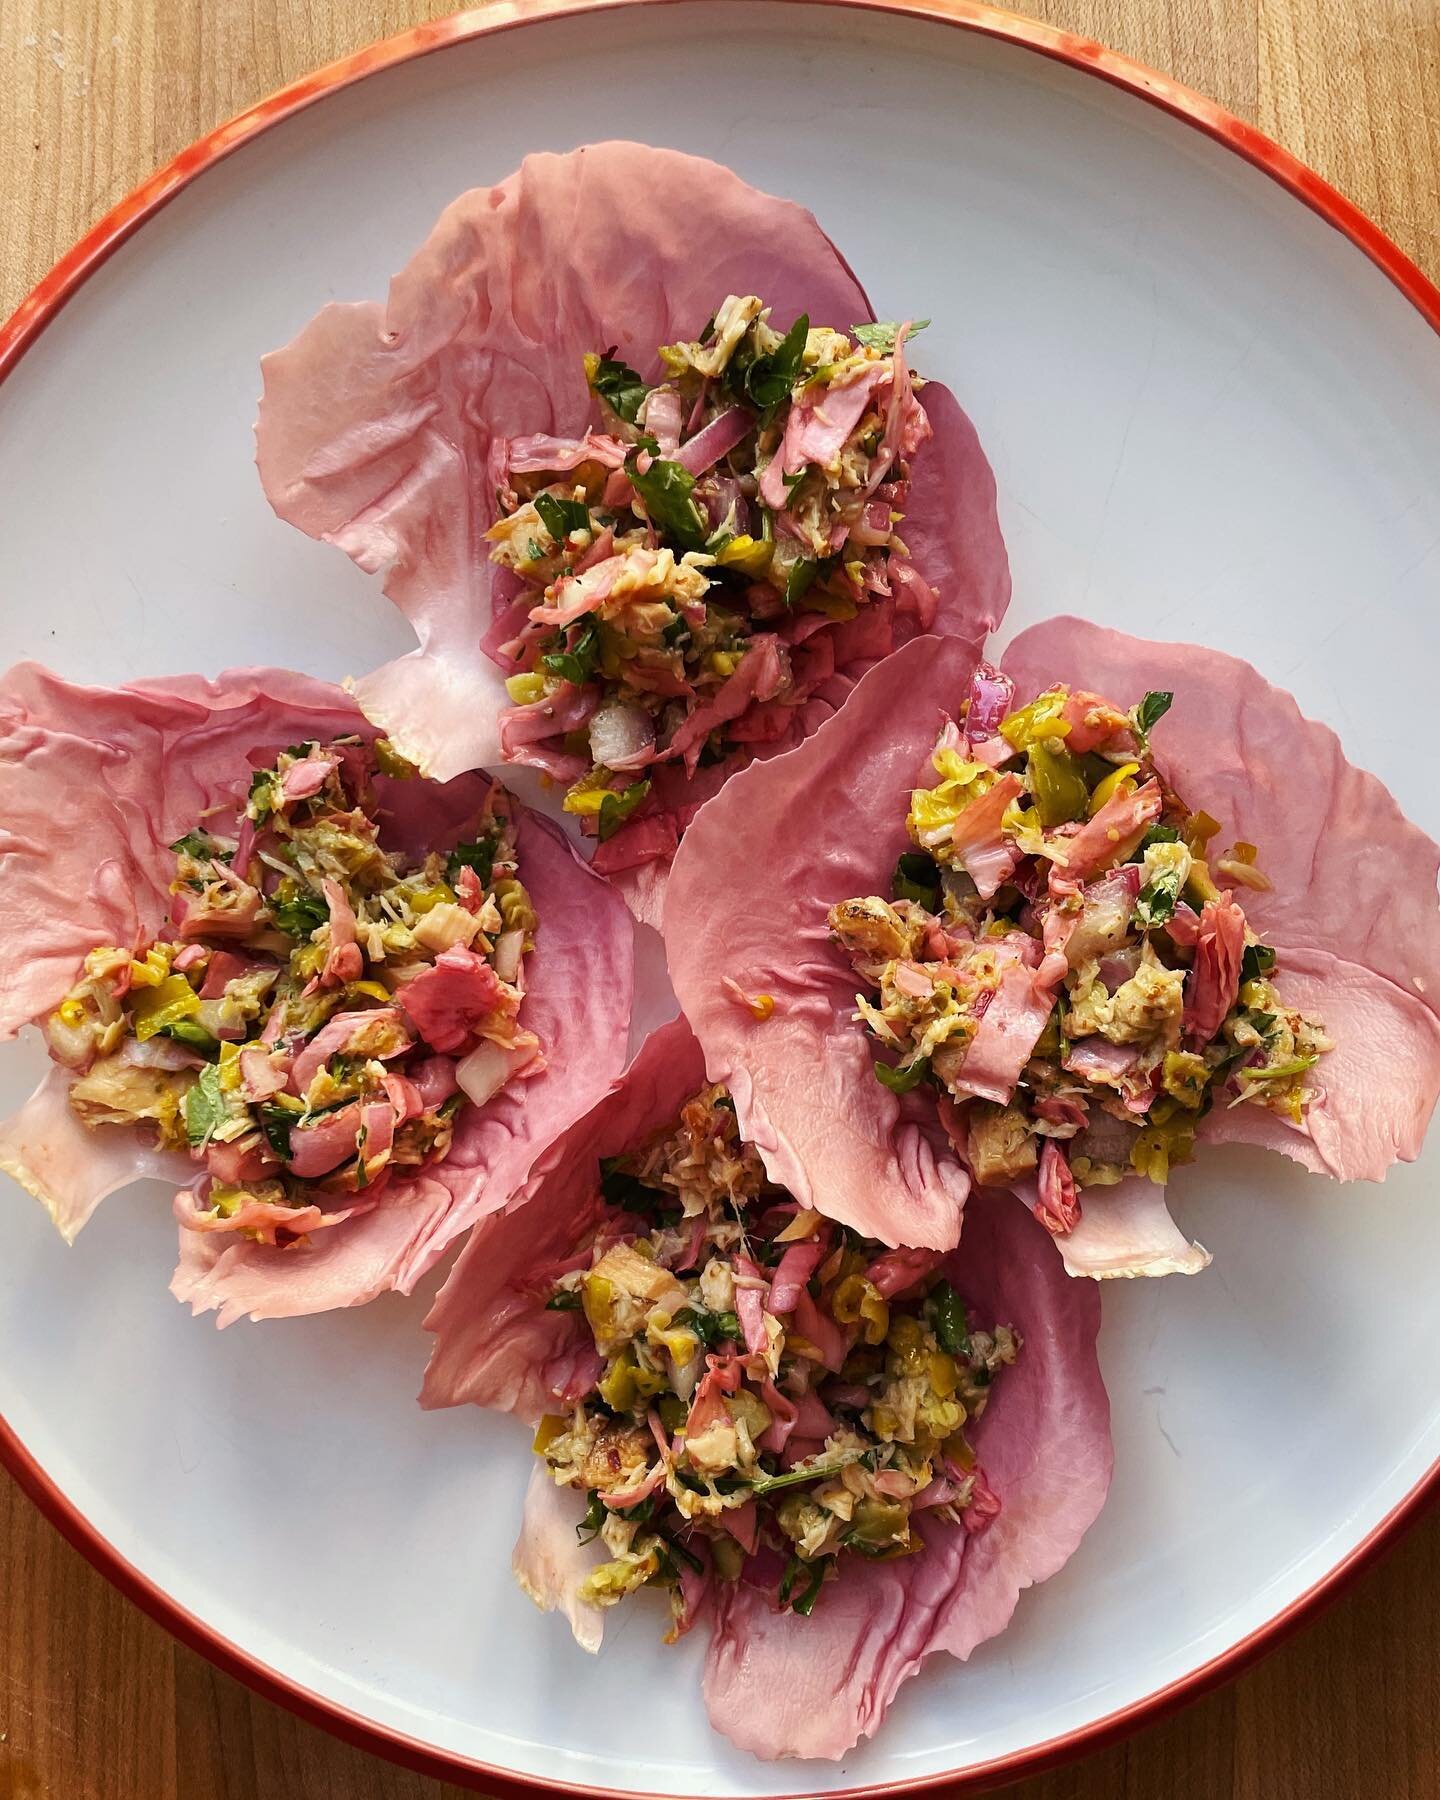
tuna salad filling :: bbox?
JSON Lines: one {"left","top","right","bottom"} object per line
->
{"left": 830, "top": 666, "right": 1331, "bottom": 1233}
{"left": 45, "top": 737, "right": 541, "bottom": 1244}
{"left": 489, "top": 298, "right": 936, "bottom": 841}
{"left": 533, "top": 1084, "right": 1015, "bottom": 1631}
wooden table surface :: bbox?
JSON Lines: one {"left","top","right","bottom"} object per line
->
{"left": 2, "top": 2, "right": 1439, "bottom": 1796}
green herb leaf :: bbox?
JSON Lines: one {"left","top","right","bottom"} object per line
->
{"left": 874, "top": 1057, "right": 927, "bottom": 1094}
{"left": 446, "top": 836, "right": 497, "bottom": 886}
{"left": 1238, "top": 1054, "right": 1318, "bottom": 1083}
{"left": 257, "top": 1103, "right": 296, "bottom": 1159}
{"left": 891, "top": 851, "right": 941, "bottom": 911}
{"left": 540, "top": 618, "right": 600, "bottom": 688}
{"left": 658, "top": 1531, "right": 703, "bottom": 1574}
{"left": 161, "top": 1018, "right": 219, "bottom": 1053}
{"left": 783, "top": 558, "right": 818, "bottom": 608}
{"left": 597, "top": 779, "right": 651, "bottom": 844}
{"left": 1135, "top": 869, "right": 1182, "bottom": 928}
{"left": 598, "top": 1158, "right": 660, "bottom": 1210}
{"left": 1240, "top": 942, "right": 1277, "bottom": 983}
{"left": 183, "top": 1063, "right": 227, "bottom": 1148}
{"left": 1136, "top": 824, "right": 1181, "bottom": 855}
{"left": 269, "top": 887, "right": 329, "bottom": 940}
{"left": 745, "top": 313, "right": 809, "bottom": 412}
{"left": 778, "top": 1552, "right": 828, "bottom": 1616}
{"left": 851, "top": 319, "right": 930, "bottom": 353}
{"left": 625, "top": 451, "right": 710, "bottom": 551}
{"left": 169, "top": 830, "right": 229, "bottom": 863}
{"left": 589, "top": 352, "right": 649, "bottom": 424}
{"left": 545, "top": 1289, "right": 582, "bottom": 1312}
{"left": 676, "top": 1305, "right": 742, "bottom": 1349}
{"left": 928, "top": 1280, "right": 971, "bottom": 1356}
{"left": 534, "top": 491, "right": 590, "bottom": 546}
{"left": 1136, "top": 690, "right": 1174, "bottom": 736}
{"left": 575, "top": 1491, "right": 606, "bottom": 1546}
{"left": 751, "top": 1458, "right": 850, "bottom": 1497}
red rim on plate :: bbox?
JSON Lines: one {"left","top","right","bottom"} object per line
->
{"left": 3, "top": 3, "right": 1439, "bottom": 1793}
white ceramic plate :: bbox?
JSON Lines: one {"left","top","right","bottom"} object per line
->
{"left": 4, "top": 3, "right": 1440, "bottom": 1793}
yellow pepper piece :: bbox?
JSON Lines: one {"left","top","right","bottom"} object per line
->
{"left": 345, "top": 979, "right": 392, "bottom": 1004}
{"left": 373, "top": 738, "right": 418, "bottom": 780}
{"left": 1027, "top": 743, "right": 1090, "bottom": 827}
{"left": 532, "top": 1414, "right": 567, "bottom": 1454}
{"left": 708, "top": 650, "right": 742, "bottom": 678}
{"left": 886, "top": 1312, "right": 930, "bottom": 1374}
{"left": 563, "top": 789, "right": 607, "bottom": 817}
{"left": 1000, "top": 688, "right": 1071, "bottom": 750}
{"left": 928, "top": 1352, "right": 959, "bottom": 1399}
{"left": 504, "top": 672, "right": 546, "bottom": 706}
{"left": 562, "top": 769, "right": 612, "bottom": 817}
{"left": 127, "top": 946, "right": 172, "bottom": 989}
{"left": 597, "top": 1357, "right": 637, "bottom": 1412}
{"left": 713, "top": 535, "right": 774, "bottom": 578}
{"left": 849, "top": 1497, "right": 910, "bottom": 1548}
{"left": 1088, "top": 760, "right": 1140, "bottom": 816}
{"left": 1185, "top": 860, "right": 1222, "bottom": 907}
{"left": 130, "top": 974, "right": 200, "bottom": 1042}
{"left": 1162, "top": 1050, "right": 1209, "bottom": 1110}
{"left": 652, "top": 1324, "right": 701, "bottom": 1367}
{"left": 217, "top": 1041, "right": 243, "bottom": 1092}
{"left": 831, "top": 1274, "right": 890, "bottom": 1346}
{"left": 207, "top": 1186, "right": 245, "bottom": 1220}
{"left": 406, "top": 883, "right": 454, "bottom": 915}
{"left": 1185, "top": 809, "right": 1222, "bottom": 854}
{"left": 1130, "top": 1114, "right": 1197, "bottom": 1184}
{"left": 598, "top": 1350, "right": 666, "bottom": 1412}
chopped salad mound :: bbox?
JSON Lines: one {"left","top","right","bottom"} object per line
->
{"left": 533, "top": 1083, "right": 1014, "bottom": 1631}
{"left": 422, "top": 1015, "right": 1110, "bottom": 1760}
{"left": 256, "top": 143, "right": 1011, "bottom": 923}
{"left": 491, "top": 300, "right": 935, "bottom": 854}
{"left": 45, "top": 736, "right": 541, "bottom": 1247}
{"left": 831, "top": 664, "right": 1332, "bottom": 1236}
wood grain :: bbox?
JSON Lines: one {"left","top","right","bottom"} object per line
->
{"left": 1, "top": 2, "right": 1438, "bottom": 1796}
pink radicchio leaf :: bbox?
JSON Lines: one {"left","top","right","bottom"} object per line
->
{"left": 421, "top": 1015, "right": 708, "bottom": 1413}
{"left": 662, "top": 633, "right": 985, "bottom": 1249}
{"left": 0, "top": 1065, "right": 191, "bottom": 1244}
{"left": 1001, "top": 617, "right": 1440, "bottom": 1184}
{"left": 0, "top": 664, "right": 634, "bottom": 1325}
{"left": 701, "top": 1190, "right": 1110, "bottom": 1760}
{"left": 256, "top": 143, "right": 1009, "bottom": 917}
{"left": 512, "top": 1465, "right": 606, "bottom": 1654}
{"left": 1008, "top": 1171, "right": 1211, "bottom": 1281}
